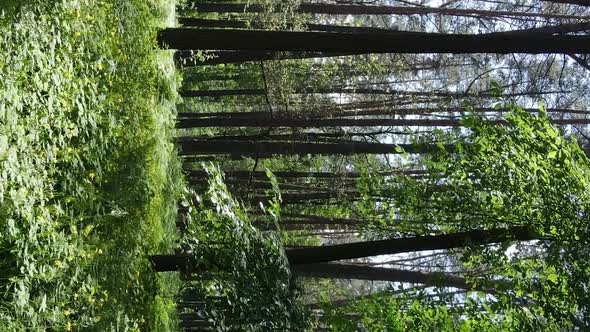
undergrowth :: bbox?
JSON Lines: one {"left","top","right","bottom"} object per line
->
{"left": 0, "top": 0, "right": 182, "bottom": 330}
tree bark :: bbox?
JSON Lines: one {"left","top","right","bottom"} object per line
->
{"left": 491, "top": 22, "right": 590, "bottom": 36}
{"left": 178, "top": 17, "right": 406, "bottom": 35}
{"left": 176, "top": 116, "right": 590, "bottom": 129}
{"left": 176, "top": 140, "right": 447, "bottom": 157}
{"left": 285, "top": 226, "right": 539, "bottom": 265}
{"left": 541, "top": 0, "right": 590, "bottom": 6}
{"left": 178, "top": 108, "right": 589, "bottom": 119}
{"left": 175, "top": 50, "right": 360, "bottom": 66}
{"left": 158, "top": 29, "right": 590, "bottom": 54}
{"left": 150, "top": 254, "right": 194, "bottom": 272}
{"left": 185, "top": 169, "right": 428, "bottom": 180}
{"left": 178, "top": 87, "right": 566, "bottom": 98}
{"left": 292, "top": 263, "right": 494, "bottom": 292}
{"left": 149, "top": 227, "right": 539, "bottom": 271}
{"left": 190, "top": 3, "right": 589, "bottom": 20}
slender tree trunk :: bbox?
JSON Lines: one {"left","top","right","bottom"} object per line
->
{"left": 149, "top": 227, "right": 539, "bottom": 271}
{"left": 186, "top": 170, "right": 427, "bottom": 179}
{"left": 492, "top": 22, "right": 590, "bottom": 36}
{"left": 541, "top": 0, "right": 590, "bottom": 6}
{"left": 176, "top": 140, "right": 448, "bottom": 157}
{"left": 286, "top": 226, "right": 539, "bottom": 265}
{"left": 178, "top": 111, "right": 270, "bottom": 119}
{"left": 190, "top": 3, "right": 589, "bottom": 20}
{"left": 178, "top": 87, "right": 567, "bottom": 98}
{"left": 179, "top": 108, "right": 590, "bottom": 119}
{"left": 190, "top": 178, "right": 319, "bottom": 191}
{"left": 150, "top": 254, "right": 194, "bottom": 272}
{"left": 175, "top": 50, "right": 360, "bottom": 66}
{"left": 292, "top": 263, "right": 495, "bottom": 292}
{"left": 178, "top": 17, "right": 406, "bottom": 34}
{"left": 176, "top": 116, "right": 590, "bottom": 129}
{"left": 251, "top": 191, "right": 358, "bottom": 205}
{"left": 326, "top": 107, "right": 590, "bottom": 116}
{"left": 158, "top": 29, "right": 590, "bottom": 54}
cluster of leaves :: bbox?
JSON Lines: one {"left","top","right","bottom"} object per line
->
{"left": 178, "top": 164, "right": 311, "bottom": 331}
{"left": 0, "top": 0, "right": 182, "bottom": 330}
{"left": 322, "top": 291, "right": 564, "bottom": 332}
{"left": 357, "top": 104, "right": 590, "bottom": 327}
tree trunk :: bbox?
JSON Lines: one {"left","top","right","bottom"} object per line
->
{"left": 178, "top": 17, "right": 406, "bottom": 35}
{"left": 176, "top": 139, "right": 447, "bottom": 157}
{"left": 178, "top": 108, "right": 589, "bottom": 119}
{"left": 178, "top": 87, "right": 567, "bottom": 98}
{"left": 491, "top": 22, "right": 590, "bottom": 36}
{"left": 250, "top": 191, "right": 354, "bottom": 205}
{"left": 286, "top": 226, "right": 539, "bottom": 265}
{"left": 158, "top": 29, "right": 590, "bottom": 54}
{"left": 190, "top": 3, "right": 588, "bottom": 20}
{"left": 185, "top": 169, "right": 427, "bottom": 179}
{"left": 150, "top": 254, "right": 194, "bottom": 272}
{"left": 541, "top": 0, "right": 590, "bottom": 6}
{"left": 175, "top": 50, "right": 360, "bottom": 66}
{"left": 176, "top": 116, "right": 590, "bottom": 129}
{"left": 150, "top": 227, "right": 539, "bottom": 272}
{"left": 292, "top": 263, "right": 495, "bottom": 292}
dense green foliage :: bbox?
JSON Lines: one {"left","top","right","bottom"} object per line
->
{"left": 4, "top": 0, "right": 590, "bottom": 330}
{"left": 356, "top": 105, "right": 590, "bottom": 328}
{"left": 0, "top": 0, "right": 182, "bottom": 330}
{"left": 323, "top": 291, "right": 565, "bottom": 331}
{"left": 178, "top": 165, "right": 311, "bottom": 331}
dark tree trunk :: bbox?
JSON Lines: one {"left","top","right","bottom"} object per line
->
{"left": 178, "top": 17, "right": 407, "bottom": 35}
{"left": 491, "top": 22, "right": 590, "bottom": 36}
{"left": 292, "top": 263, "right": 495, "bottom": 292}
{"left": 178, "top": 87, "right": 567, "bottom": 98}
{"left": 178, "top": 111, "right": 269, "bottom": 119}
{"left": 541, "top": 0, "right": 590, "bottom": 6}
{"left": 158, "top": 29, "right": 590, "bottom": 54}
{"left": 150, "top": 227, "right": 539, "bottom": 272}
{"left": 185, "top": 169, "right": 427, "bottom": 180}
{"left": 190, "top": 3, "right": 587, "bottom": 20}
{"left": 176, "top": 116, "right": 590, "bottom": 129}
{"left": 175, "top": 50, "right": 360, "bottom": 66}
{"left": 274, "top": 217, "right": 362, "bottom": 226}
{"left": 150, "top": 254, "right": 194, "bottom": 272}
{"left": 178, "top": 108, "right": 588, "bottom": 119}
{"left": 286, "top": 226, "right": 539, "bottom": 265}
{"left": 176, "top": 139, "right": 448, "bottom": 157}
{"left": 327, "top": 107, "right": 589, "bottom": 117}
{"left": 250, "top": 191, "right": 355, "bottom": 205}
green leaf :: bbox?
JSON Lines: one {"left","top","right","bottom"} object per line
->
{"left": 547, "top": 273, "right": 559, "bottom": 284}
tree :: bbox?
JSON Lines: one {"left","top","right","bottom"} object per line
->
{"left": 176, "top": 140, "right": 448, "bottom": 157}
{"left": 189, "top": 3, "right": 588, "bottom": 20}
{"left": 292, "top": 263, "right": 497, "bottom": 292}
{"left": 150, "top": 226, "right": 538, "bottom": 270}
{"left": 158, "top": 28, "right": 590, "bottom": 54}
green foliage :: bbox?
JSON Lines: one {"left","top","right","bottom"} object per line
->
{"left": 0, "top": 0, "right": 182, "bottom": 330}
{"left": 324, "top": 293, "right": 562, "bottom": 332}
{"left": 178, "top": 164, "right": 312, "bottom": 331}
{"left": 357, "top": 104, "right": 590, "bottom": 327}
